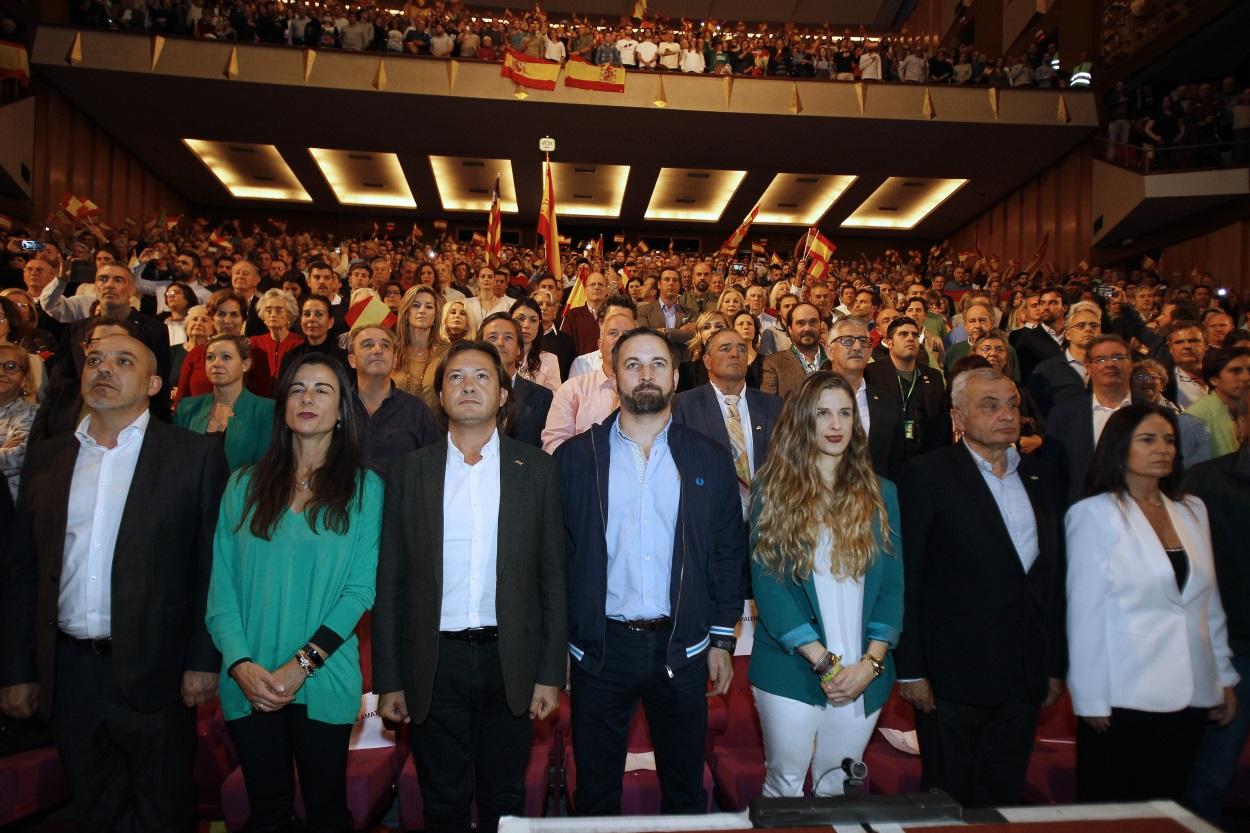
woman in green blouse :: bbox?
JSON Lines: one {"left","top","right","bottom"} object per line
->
{"left": 174, "top": 334, "right": 274, "bottom": 472}
{"left": 206, "top": 352, "right": 381, "bottom": 833}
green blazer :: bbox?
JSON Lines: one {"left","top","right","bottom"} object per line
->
{"left": 748, "top": 477, "right": 904, "bottom": 715}
{"left": 175, "top": 388, "right": 275, "bottom": 473}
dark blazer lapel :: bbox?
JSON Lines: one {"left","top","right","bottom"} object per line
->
{"left": 424, "top": 442, "right": 447, "bottom": 595}
{"left": 695, "top": 385, "right": 732, "bottom": 449}
{"left": 496, "top": 436, "right": 525, "bottom": 580}
{"left": 113, "top": 421, "right": 168, "bottom": 558}
{"left": 744, "top": 388, "right": 770, "bottom": 470}
{"left": 951, "top": 443, "right": 1025, "bottom": 572}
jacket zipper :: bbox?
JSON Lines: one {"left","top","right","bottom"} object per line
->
{"left": 665, "top": 472, "right": 685, "bottom": 679}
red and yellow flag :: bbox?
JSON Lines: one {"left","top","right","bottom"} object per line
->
{"left": 537, "top": 159, "right": 561, "bottom": 282}
{"left": 803, "top": 227, "right": 837, "bottom": 280}
{"left": 345, "top": 289, "right": 397, "bottom": 331}
{"left": 485, "top": 175, "right": 502, "bottom": 267}
{"left": 718, "top": 201, "right": 761, "bottom": 256}
{"left": 0, "top": 41, "right": 30, "bottom": 86}
{"left": 564, "top": 55, "right": 626, "bottom": 93}
{"left": 501, "top": 47, "right": 560, "bottom": 91}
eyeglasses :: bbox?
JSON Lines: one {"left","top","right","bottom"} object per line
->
{"left": 1132, "top": 373, "right": 1165, "bottom": 384}
{"left": 1088, "top": 353, "right": 1130, "bottom": 365}
{"left": 830, "top": 336, "right": 871, "bottom": 349}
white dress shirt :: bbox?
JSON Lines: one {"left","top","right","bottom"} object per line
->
{"left": 964, "top": 441, "right": 1040, "bottom": 572}
{"left": 854, "top": 377, "right": 871, "bottom": 437}
{"left": 1092, "top": 391, "right": 1133, "bottom": 446}
{"left": 440, "top": 429, "right": 501, "bottom": 630}
{"left": 710, "top": 382, "right": 755, "bottom": 474}
{"left": 1175, "top": 367, "right": 1206, "bottom": 410}
{"left": 59, "top": 410, "right": 151, "bottom": 639}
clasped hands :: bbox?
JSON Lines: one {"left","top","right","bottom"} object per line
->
{"left": 820, "top": 659, "right": 874, "bottom": 706}
{"left": 231, "top": 658, "right": 308, "bottom": 712}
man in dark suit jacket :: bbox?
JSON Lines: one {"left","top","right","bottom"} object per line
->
{"left": 1043, "top": 334, "right": 1139, "bottom": 502}
{"left": 866, "top": 316, "right": 946, "bottom": 461}
{"left": 1014, "top": 288, "right": 1066, "bottom": 380}
{"left": 478, "top": 313, "right": 554, "bottom": 448}
{"left": 636, "top": 268, "right": 696, "bottom": 346}
{"left": 761, "top": 302, "right": 828, "bottom": 401}
{"left": 896, "top": 368, "right": 1067, "bottom": 808}
{"left": 0, "top": 333, "right": 228, "bottom": 833}
{"left": 673, "top": 328, "right": 781, "bottom": 505}
{"left": 827, "top": 317, "right": 906, "bottom": 481}
{"left": 375, "top": 339, "right": 566, "bottom": 833}
{"left": 1026, "top": 299, "right": 1104, "bottom": 418}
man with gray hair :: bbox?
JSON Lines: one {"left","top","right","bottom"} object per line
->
{"left": 825, "top": 316, "right": 904, "bottom": 481}
{"left": 896, "top": 367, "right": 1067, "bottom": 808}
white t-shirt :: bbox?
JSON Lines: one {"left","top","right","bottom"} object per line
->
{"left": 616, "top": 38, "right": 638, "bottom": 66}
{"left": 544, "top": 37, "right": 566, "bottom": 62}
{"left": 635, "top": 40, "right": 659, "bottom": 67}
{"left": 658, "top": 41, "right": 680, "bottom": 69}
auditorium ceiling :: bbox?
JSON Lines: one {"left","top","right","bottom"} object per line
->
{"left": 33, "top": 27, "right": 1098, "bottom": 239}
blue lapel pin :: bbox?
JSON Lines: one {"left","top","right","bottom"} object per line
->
{"left": 696, "top": 477, "right": 705, "bottom": 486}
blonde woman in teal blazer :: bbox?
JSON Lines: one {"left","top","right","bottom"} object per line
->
{"left": 749, "top": 372, "right": 904, "bottom": 797}
{"left": 175, "top": 334, "right": 275, "bottom": 472}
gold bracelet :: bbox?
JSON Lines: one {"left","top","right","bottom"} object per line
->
{"left": 862, "top": 653, "right": 884, "bottom": 678}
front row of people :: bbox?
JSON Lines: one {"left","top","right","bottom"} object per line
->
{"left": 0, "top": 325, "right": 1242, "bottom": 833}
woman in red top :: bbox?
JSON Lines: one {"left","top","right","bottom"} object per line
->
{"left": 249, "top": 288, "right": 304, "bottom": 396}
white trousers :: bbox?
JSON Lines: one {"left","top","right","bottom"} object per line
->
{"left": 753, "top": 686, "right": 880, "bottom": 797}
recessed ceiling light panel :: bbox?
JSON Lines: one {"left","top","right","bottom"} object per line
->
{"left": 309, "top": 148, "right": 416, "bottom": 208}
{"left": 428, "top": 156, "right": 519, "bottom": 212}
{"left": 840, "top": 177, "right": 968, "bottom": 230}
{"left": 755, "top": 173, "right": 858, "bottom": 225}
{"left": 183, "top": 139, "right": 311, "bottom": 202}
{"left": 644, "top": 168, "right": 747, "bottom": 222}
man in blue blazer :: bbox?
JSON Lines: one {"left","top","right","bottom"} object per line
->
{"left": 672, "top": 328, "right": 782, "bottom": 517}
{"left": 556, "top": 327, "right": 747, "bottom": 816}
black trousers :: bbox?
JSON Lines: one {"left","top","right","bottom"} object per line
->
{"left": 49, "top": 637, "right": 196, "bottom": 833}
{"left": 410, "top": 637, "right": 532, "bottom": 833}
{"left": 915, "top": 692, "right": 1039, "bottom": 808}
{"left": 1076, "top": 706, "right": 1208, "bottom": 803}
{"left": 570, "top": 622, "right": 708, "bottom": 816}
{"left": 227, "top": 704, "right": 352, "bottom": 833}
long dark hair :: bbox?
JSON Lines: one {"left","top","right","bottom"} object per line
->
{"left": 1083, "top": 403, "right": 1184, "bottom": 501}
{"left": 241, "top": 353, "right": 362, "bottom": 540}
{"left": 508, "top": 297, "right": 545, "bottom": 379}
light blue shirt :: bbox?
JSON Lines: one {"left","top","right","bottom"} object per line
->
{"left": 964, "top": 441, "right": 1040, "bottom": 573}
{"left": 660, "top": 299, "right": 681, "bottom": 330}
{"left": 605, "top": 416, "right": 680, "bottom": 620}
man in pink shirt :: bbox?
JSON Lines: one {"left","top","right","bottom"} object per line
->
{"left": 541, "top": 310, "right": 636, "bottom": 453}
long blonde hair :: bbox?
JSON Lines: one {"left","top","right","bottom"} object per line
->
{"left": 394, "top": 285, "right": 446, "bottom": 367}
{"left": 754, "top": 372, "right": 891, "bottom": 582}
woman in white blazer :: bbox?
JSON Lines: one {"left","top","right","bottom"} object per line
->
{"left": 1067, "top": 403, "right": 1239, "bottom": 803}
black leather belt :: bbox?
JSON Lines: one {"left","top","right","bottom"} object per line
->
{"left": 58, "top": 631, "right": 112, "bottom": 655}
{"left": 440, "top": 627, "right": 499, "bottom": 643}
{"left": 610, "top": 617, "right": 672, "bottom": 633}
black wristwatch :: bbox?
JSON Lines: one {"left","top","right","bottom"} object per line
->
{"left": 710, "top": 636, "right": 737, "bottom": 654}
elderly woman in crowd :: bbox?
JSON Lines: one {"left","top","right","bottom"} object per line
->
{"left": 509, "top": 296, "right": 560, "bottom": 392}
{"left": 392, "top": 285, "right": 448, "bottom": 402}
{"left": 750, "top": 372, "right": 903, "bottom": 797}
{"left": 717, "top": 286, "right": 746, "bottom": 320}
{"left": 0, "top": 342, "right": 35, "bottom": 501}
{"left": 170, "top": 304, "right": 214, "bottom": 397}
{"left": 175, "top": 334, "right": 275, "bottom": 472}
{"left": 251, "top": 288, "right": 304, "bottom": 394}
{"left": 207, "top": 353, "right": 380, "bottom": 833}
{"left": 1132, "top": 358, "right": 1182, "bottom": 413}
{"left": 0, "top": 295, "right": 44, "bottom": 403}
{"left": 677, "top": 310, "right": 728, "bottom": 391}
{"left": 1067, "top": 404, "right": 1239, "bottom": 803}
{"left": 0, "top": 288, "right": 56, "bottom": 356}
{"left": 279, "top": 295, "right": 347, "bottom": 378}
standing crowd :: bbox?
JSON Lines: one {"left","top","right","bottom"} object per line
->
{"left": 0, "top": 214, "right": 1248, "bottom": 833}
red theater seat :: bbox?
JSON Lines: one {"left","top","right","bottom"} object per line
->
{"left": 0, "top": 744, "right": 69, "bottom": 826}
{"left": 1023, "top": 689, "right": 1077, "bottom": 805}
{"left": 710, "top": 655, "right": 767, "bottom": 810}
{"left": 193, "top": 703, "right": 238, "bottom": 818}
{"left": 864, "top": 689, "right": 922, "bottom": 795}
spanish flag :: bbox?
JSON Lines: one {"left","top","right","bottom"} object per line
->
{"left": 345, "top": 288, "right": 397, "bottom": 331}
{"left": 0, "top": 41, "right": 30, "bottom": 86}
{"left": 718, "top": 200, "right": 761, "bottom": 256}
{"left": 564, "top": 55, "right": 626, "bottom": 93}
{"left": 537, "top": 159, "right": 561, "bottom": 281}
{"left": 501, "top": 47, "right": 560, "bottom": 91}
{"left": 802, "top": 227, "right": 837, "bottom": 280}
{"left": 486, "top": 175, "right": 502, "bottom": 267}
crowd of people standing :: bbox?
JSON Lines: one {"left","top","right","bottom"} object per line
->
{"left": 0, "top": 212, "right": 1248, "bottom": 832}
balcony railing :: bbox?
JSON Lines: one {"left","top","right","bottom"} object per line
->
{"left": 1095, "top": 136, "right": 1250, "bottom": 173}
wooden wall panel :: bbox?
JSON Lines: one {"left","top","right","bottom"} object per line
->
{"left": 1159, "top": 220, "right": 1250, "bottom": 290}
{"left": 949, "top": 142, "right": 1093, "bottom": 272}
{"left": 28, "top": 83, "right": 187, "bottom": 225}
